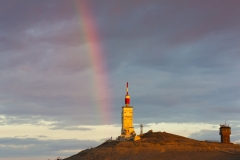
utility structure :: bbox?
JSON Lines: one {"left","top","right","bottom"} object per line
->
{"left": 219, "top": 122, "right": 231, "bottom": 144}
{"left": 140, "top": 124, "right": 143, "bottom": 135}
{"left": 118, "top": 82, "right": 140, "bottom": 141}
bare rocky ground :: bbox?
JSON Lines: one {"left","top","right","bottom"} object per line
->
{"left": 64, "top": 131, "right": 240, "bottom": 160}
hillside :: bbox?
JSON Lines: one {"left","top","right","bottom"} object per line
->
{"left": 64, "top": 131, "right": 240, "bottom": 160}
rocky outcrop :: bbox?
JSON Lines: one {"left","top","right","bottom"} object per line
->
{"left": 64, "top": 131, "right": 240, "bottom": 160}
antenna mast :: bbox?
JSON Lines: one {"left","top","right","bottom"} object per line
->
{"left": 125, "top": 82, "right": 130, "bottom": 105}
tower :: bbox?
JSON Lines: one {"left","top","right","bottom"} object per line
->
{"left": 121, "top": 82, "right": 135, "bottom": 137}
{"left": 219, "top": 123, "right": 231, "bottom": 144}
{"left": 118, "top": 82, "right": 140, "bottom": 141}
{"left": 140, "top": 124, "right": 143, "bottom": 135}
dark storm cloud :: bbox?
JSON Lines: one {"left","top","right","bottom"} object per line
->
{"left": 112, "top": 62, "right": 240, "bottom": 124}
{"left": 1, "top": 0, "right": 240, "bottom": 159}
{"left": 0, "top": 137, "right": 100, "bottom": 158}
{"left": 0, "top": 0, "right": 90, "bottom": 74}
{"left": 0, "top": 0, "right": 240, "bottom": 126}
{"left": 100, "top": 0, "right": 240, "bottom": 71}
{"left": 0, "top": 0, "right": 75, "bottom": 33}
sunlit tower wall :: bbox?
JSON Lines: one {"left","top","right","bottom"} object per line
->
{"left": 121, "top": 82, "right": 135, "bottom": 136}
{"left": 219, "top": 124, "right": 231, "bottom": 144}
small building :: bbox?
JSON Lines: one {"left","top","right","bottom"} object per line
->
{"left": 219, "top": 124, "right": 231, "bottom": 144}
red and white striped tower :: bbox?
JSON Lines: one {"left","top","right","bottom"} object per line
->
{"left": 125, "top": 82, "right": 130, "bottom": 105}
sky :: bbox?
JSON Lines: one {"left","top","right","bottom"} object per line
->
{"left": 1, "top": 0, "right": 240, "bottom": 159}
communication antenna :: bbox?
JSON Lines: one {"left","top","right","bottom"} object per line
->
{"left": 125, "top": 82, "right": 130, "bottom": 105}
{"left": 140, "top": 124, "right": 143, "bottom": 135}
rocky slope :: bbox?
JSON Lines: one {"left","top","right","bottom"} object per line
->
{"left": 64, "top": 131, "right": 240, "bottom": 160}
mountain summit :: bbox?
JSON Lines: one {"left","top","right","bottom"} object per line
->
{"left": 64, "top": 131, "right": 240, "bottom": 160}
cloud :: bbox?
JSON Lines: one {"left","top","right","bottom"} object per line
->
{"left": 38, "top": 135, "right": 48, "bottom": 138}
{"left": 50, "top": 126, "right": 93, "bottom": 131}
{"left": 0, "top": 137, "right": 100, "bottom": 158}
{"left": 189, "top": 121, "right": 240, "bottom": 143}
{"left": 0, "top": 2, "right": 240, "bottom": 159}
{"left": 189, "top": 129, "right": 220, "bottom": 141}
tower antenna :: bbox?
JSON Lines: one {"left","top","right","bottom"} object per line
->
{"left": 125, "top": 82, "right": 130, "bottom": 105}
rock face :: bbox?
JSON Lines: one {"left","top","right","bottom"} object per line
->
{"left": 64, "top": 131, "right": 240, "bottom": 160}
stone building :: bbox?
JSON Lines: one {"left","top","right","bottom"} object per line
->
{"left": 118, "top": 82, "right": 140, "bottom": 141}
{"left": 219, "top": 124, "right": 231, "bottom": 144}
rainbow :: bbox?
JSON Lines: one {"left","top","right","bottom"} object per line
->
{"left": 74, "top": 1, "right": 112, "bottom": 124}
